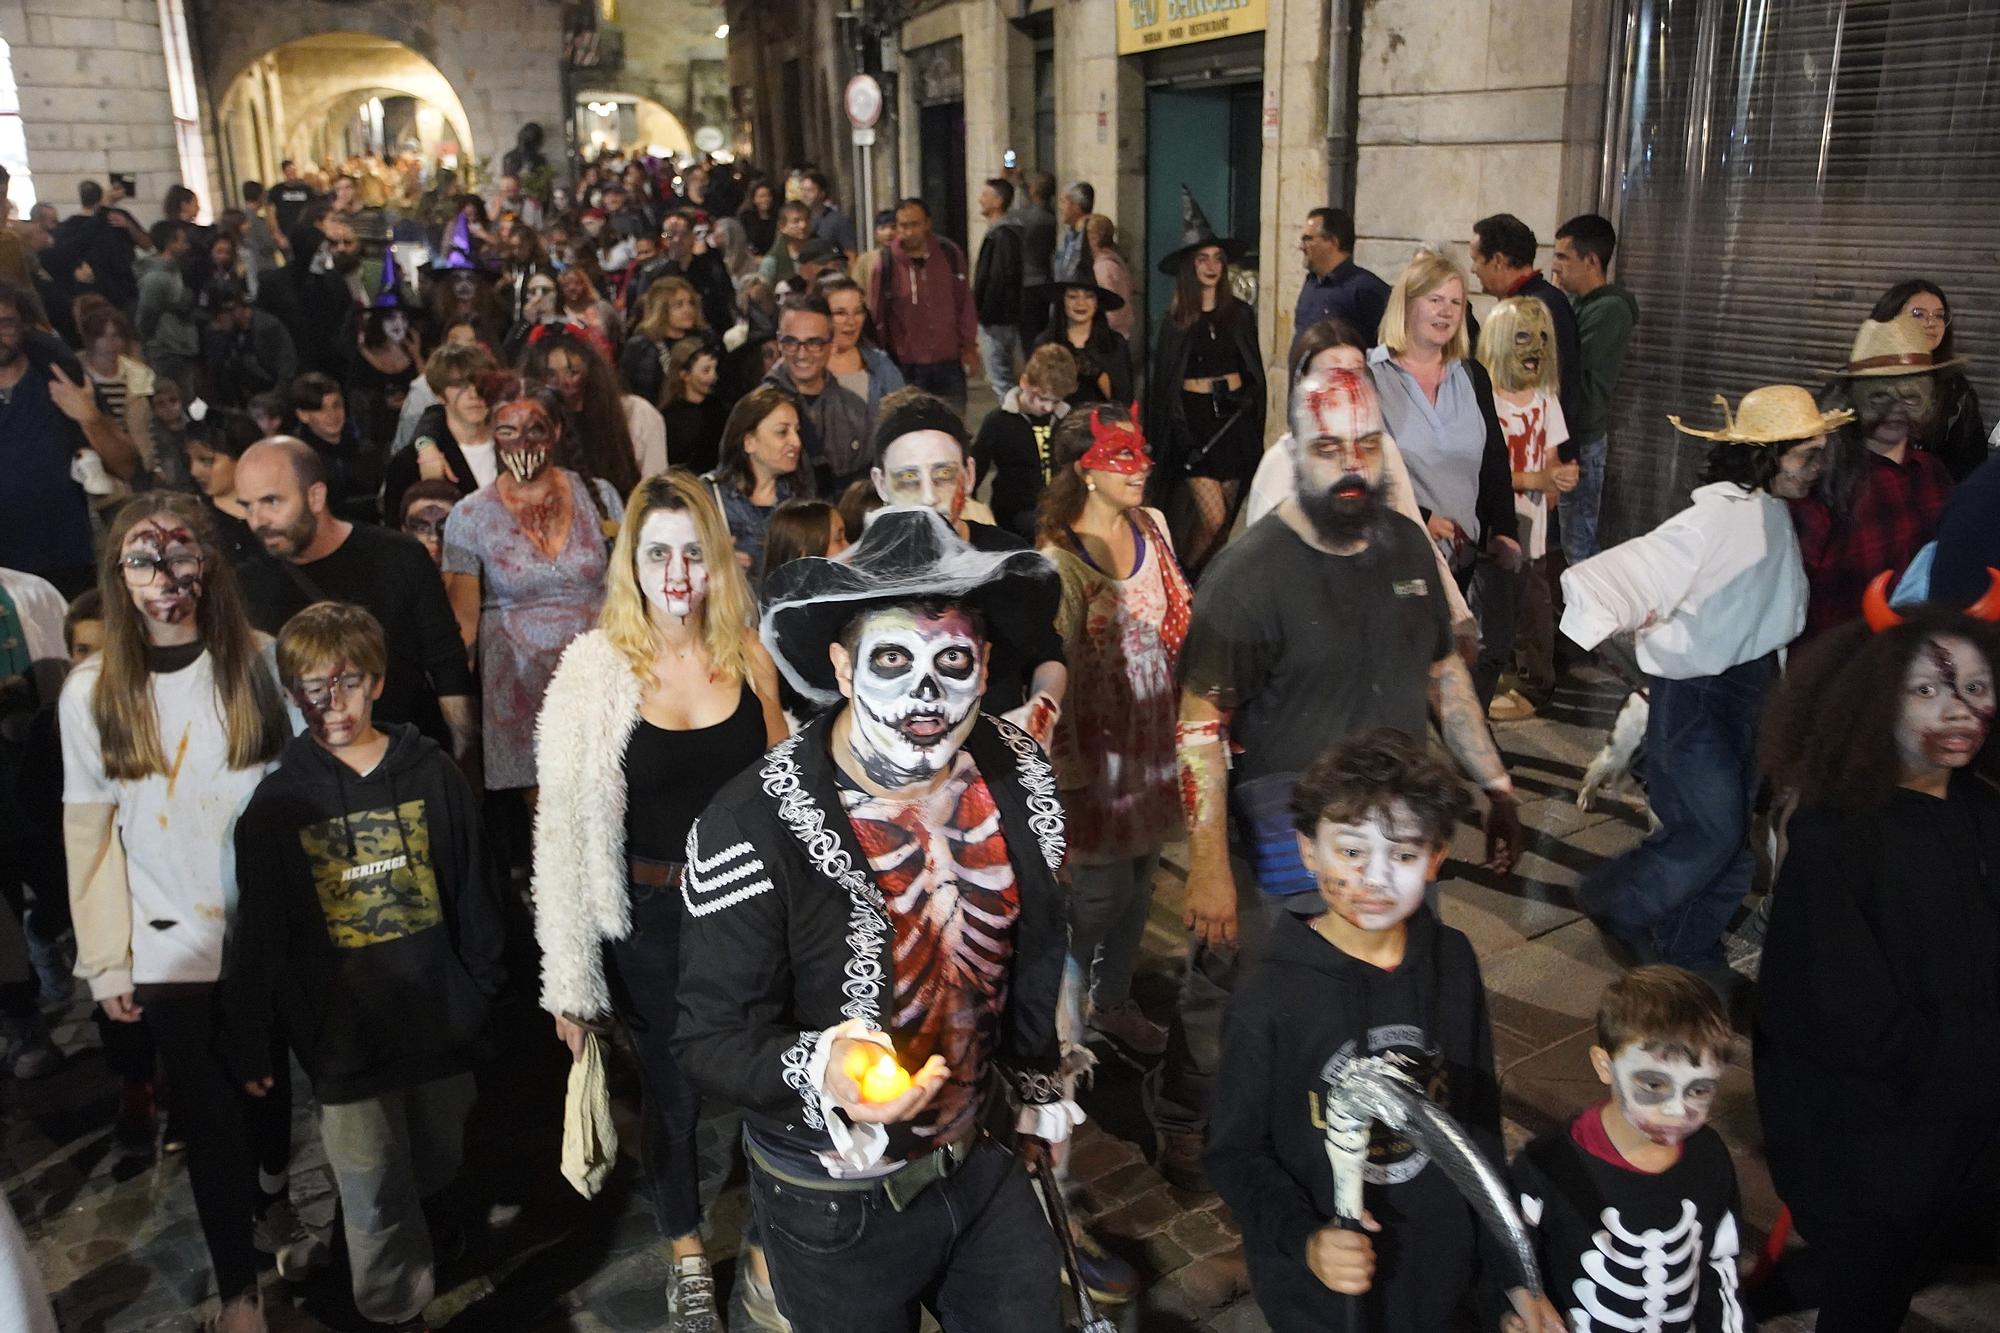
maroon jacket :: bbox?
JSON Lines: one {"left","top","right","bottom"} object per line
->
{"left": 868, "top": 236, "right": 977, "bottom": 368}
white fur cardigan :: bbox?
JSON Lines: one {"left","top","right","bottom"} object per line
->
{"left": 532, "top": 629, "right": 645, "bottom": 1021}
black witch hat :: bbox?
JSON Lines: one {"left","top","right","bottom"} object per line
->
{"left": 1036, "top": 238, "right": 1123, "bottom": 312}
{"left": 1156, "top": 184, "right": 1249, "bottom": 276}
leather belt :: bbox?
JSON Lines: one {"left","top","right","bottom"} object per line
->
{"left": 627, "top": 857, "right": 684, "bottom": 889}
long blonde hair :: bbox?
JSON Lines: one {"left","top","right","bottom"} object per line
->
{"left": 1378, "top": 250, "right": 1471, "bottom": 362}
{"left": 600, "top": 469, "right": 756, "bottom": 685}
{"left": 91, "top": 493, "right": 288, "bottom": 780}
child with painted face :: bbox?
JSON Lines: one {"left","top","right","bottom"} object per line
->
{"left": 223, "top": 601, "right": 505, "bottom": 1333}
{"left": 1207, "top": 728, "right": 1558, "bottom": 1333}
{"left": 1753, "top": 595, "right": 2000, "bottom": 1331}
{"left": 1511, "top": 966, "right": 1746, "bottom": 1332}
{"left": 58, "top": 494, "right": 291, "bottom": 1332}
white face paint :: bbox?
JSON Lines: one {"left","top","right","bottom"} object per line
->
{"left": 636, "top": 509, "right": 708, "bottom": 623}
{"left": 874, "top": 432, "right": 969, "bottom": 521}
{"left": 1305, "top": 803, "right": 1436, "bottom": 933}
{"left": 844, "top": 604, "right": 985, "bottom": 787}
{"left": 1606, "top": 1046, "right": 1724, "bottom": 1147}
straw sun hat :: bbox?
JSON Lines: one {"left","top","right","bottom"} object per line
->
{"left": 1669, "top": 385, "right": 1854, "bottom": 445}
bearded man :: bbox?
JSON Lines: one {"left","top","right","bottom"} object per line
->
{"left": 672, "top": 506, "right": 1075, "bottom": 1333}
{"left": 1148, "top": 368, "right": 1523, "bottom": 1191}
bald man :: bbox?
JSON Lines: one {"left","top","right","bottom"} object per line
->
{"left": 235, "top": 438, "right": 477, "bottom": 763}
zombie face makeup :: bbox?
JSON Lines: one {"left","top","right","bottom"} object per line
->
{"left": 1288, "top": 371, "right": 1386, "bottom": 545}
{"left": 841, "top": 604, "right": 986, "bottom": 788}
{"left": 1895, "top": 633, "right": 1995, "bottom": 778}
{"left": 875, "top": 432, "right": 970, "bottom": 521}
{"left": 379, "top": 311, "right": 409, "bottom": 345}
{"left": 401, "top": 501, "right": 456, "bottom": 565}
{"left": 119, "top": 519, "right": 205, "bottom": 629}
{"left": 1302, "top": 802, "right": 1440, "bottom": 934}
{"left": 291, "top": 664, "right": 379, "bottom": 747}
{"left": 494, "top": 399, "right": 557, "bottom": 482}
{"left": 1604, "top": 1046, "right": 1723, "bottom": 1147}
{"left": 1769, "top": 435, "right": 1829, "bottom": 499}
{"left": 1855, "top": 373, "right": 1937, "bottom": 450}
{"left": 636, "top": 508, "right": 708, "bottom": 624}
{"left": 1488, "top": 300, "right": 1555, "bottom": 393}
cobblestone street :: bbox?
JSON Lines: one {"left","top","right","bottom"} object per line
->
{"left": 9, "top": 669, "right": 2000, "bottom": 1331}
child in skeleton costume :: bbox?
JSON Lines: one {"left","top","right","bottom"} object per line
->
{"left": 671, "top": 506, "right": 1078, "bottom": 1333}
{"left": 1477, "top": 297, "right": 1573, "bottom": 712}
{"left": 1205, "top": 729, "right": 1555, "bottom": 1333}
{"left": 1511, "top": 966, "right": 1746, "bottom": 1333}
{"left": 1561, "top": 386, "right": 1846, "bottom": 974}
{"left": 1754, "top": 590, "right": 2000, "bottom": 1332}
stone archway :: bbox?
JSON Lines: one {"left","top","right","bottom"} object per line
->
{"left": 216, "top": 32, "right": 477, "bottom": 198}
{"left": 574, "top": 88, "right": 693, "bottom": 160}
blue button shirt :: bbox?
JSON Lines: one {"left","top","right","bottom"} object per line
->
{"left": 1293, "top": 259, "right": 1391, "bottom": 357}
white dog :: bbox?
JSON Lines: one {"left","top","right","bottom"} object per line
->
{"left": 1577, "top": 691, "right": 1656, "bottom": 827}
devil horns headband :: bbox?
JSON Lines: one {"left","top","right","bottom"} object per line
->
{"left": 1862, "top": 567, "right": 2000, "bottom": 632}
{"left": 1078, "top": 409, "right": 1151, "bottom": 474}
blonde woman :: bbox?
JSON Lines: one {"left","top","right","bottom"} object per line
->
{"left": 533, "top": 470, "right": 786, "bottom": 1331}
{"left": 61, "top": 493, "right": 291, "bottom": 1332}
{"left": 1368, "top": 249, "right": 1519, "bottom": 705}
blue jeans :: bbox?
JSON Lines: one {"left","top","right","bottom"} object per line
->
{"left": 1561, "top": 434, "right": 1609, "bottom": 562}
{"left": 976, "top": 325, "right": 1021, "bottom": 400}
{"left": 748, "top": 1137, "right": 1061, "bottom": 1333}
{"left": 903, "top": 361, "right": 968, "bottom": 416}
{"left": 1576, "top": 655, "right": 1776, "bottom": 970}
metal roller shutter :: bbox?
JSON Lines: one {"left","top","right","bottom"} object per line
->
{"left": 1600, "top": 0, "right": 2000, "bottom": 544}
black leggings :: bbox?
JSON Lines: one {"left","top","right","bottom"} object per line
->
{"left": 140, "top": 988, "right": 292, "bottom": 1301}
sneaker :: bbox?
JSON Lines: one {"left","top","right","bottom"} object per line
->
{"left": 276, "top": 1228, "right": 332, "bottom": 1281}
{"left": 205, "top": 1286, "right": 267, "bottom": 1333}
{"left": 1155, "top": 1128, "right": 1211, "bottom": 1194}
{"left": 1487, "top": 689, "right": 1537, "bottom": 723}
{"left": 1088, "top": 999, "right": 1167, "bottom": 1059}
{"left": 253, "top": 1194, "right": 304, "bottom": 1255}
{"left": 1071, "top": 1225, "right": 1140, "bottom": 1305}
{"left": 667, "top": 1254, "right": 723, "bottom": 1333}
{"left": 734, "top": 1260, "right": 792, "bottom": 1332}
{"left": 10, "top": 1028, "right": 61, "bottom": 1079}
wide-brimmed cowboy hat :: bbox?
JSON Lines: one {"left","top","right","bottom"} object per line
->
{"left": 1829, "top": 315, "right": 1967, "bottom": 378}
{"left": 760, "top": 506, "right": 1060, "bottom": 707}
{"left": 1156, "top": 185, "right": 1249, "bottom": 276}
{"left": 1669, "top": 385, "right": 1855, "bottom": 444}
{"left": 1036, "top": 241, "right": 1124, "bottom": 313}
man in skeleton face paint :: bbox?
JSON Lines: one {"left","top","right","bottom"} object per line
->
{"left": 671, "top": 507, "right": 1077, "bottom": 1332}
{"left": 1513, "top": 966, "right": 1748, "bottom": 1333}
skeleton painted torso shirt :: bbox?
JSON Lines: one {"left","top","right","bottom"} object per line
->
{"left": 837, "top": 749, "right": 1021, "bottom": 1157}
{"left": 1513, "top": 1110, "right": 1745, "bottom": 1333}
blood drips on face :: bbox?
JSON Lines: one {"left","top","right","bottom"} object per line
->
{"left": 1900, "top": 635, "right": 1996, "bottom": 774}
{"left": 123, "top": 521, "right": 203, "bottom": 626}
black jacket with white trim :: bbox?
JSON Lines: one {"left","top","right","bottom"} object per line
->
{"left": 671, "top": 711, "right": 1069, "bottom": 1165}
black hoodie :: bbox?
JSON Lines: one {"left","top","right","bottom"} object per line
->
{"left": 225, "top": 724, "right": 506, "bottom": 1103}
{"left": 1206, "top": 907, "right": 1512, "bottom": 1331}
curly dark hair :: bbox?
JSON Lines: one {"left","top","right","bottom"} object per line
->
{"left": 1698, "top": 439, "right": 1814, "bottom": 492}
{"left": 1761, "top": 607, "right": 2000, "bottom": 812}
{"left": 1289, "top": 726, "right": 1471, "bottom": 846}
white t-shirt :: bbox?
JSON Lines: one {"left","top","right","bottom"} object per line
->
{"left": 1495, "top": 389, "right": 1568, "bottom": 561}
{"left": 0, "top": 567, "right": 69, "bottom": 664}
{"left": 60, "top": 651, "right": 280, "bottom": 988}
{"left": 459, "top": 439, "right": 499, "bottom": 491}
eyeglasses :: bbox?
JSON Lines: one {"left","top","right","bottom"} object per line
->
{"left": 777, "top": 335, "right": 832, "bottom": 351}
{"left": 1906, "top": 307, "right": 1951, "bottom": 328}
{"left": 119, "top": 552, "right": 204, "bottom": 586}
{"left": 291, "top": 672, "right": 372, "bottom": 709}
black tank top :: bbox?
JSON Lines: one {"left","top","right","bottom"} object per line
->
{"left": 621, "top": 681, "right": 767, "bottom": 862}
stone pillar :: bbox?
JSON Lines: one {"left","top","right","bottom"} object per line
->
{"left": 1352, "top": 0, "right": 1584, "bottom": 310}
{"left": 1053, "top": 1, "right": 1145, "bottom": 330}
{"left": 5, "top": 0, "right": 186, "bottom": 213}
{"left": 1258, "top": 0, "right": 1334, "bottom": 398}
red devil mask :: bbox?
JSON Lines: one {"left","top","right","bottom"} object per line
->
{"left": 1079, "top": 410, "right": 1151, "bottom": 475}
{"left": 1862, "top": 567, "right": 2000, "bottom": 631}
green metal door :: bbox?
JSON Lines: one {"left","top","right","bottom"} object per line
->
{"left": 1145, "top": 83, "right": 1263, "bottom": 336}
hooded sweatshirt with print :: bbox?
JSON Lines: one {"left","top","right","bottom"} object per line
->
{"left": 1205, "top": 907, "right": 1517, "bottom": 1331}
{"left": 224, "top": 724, "right": 506, "bottom": 1103}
